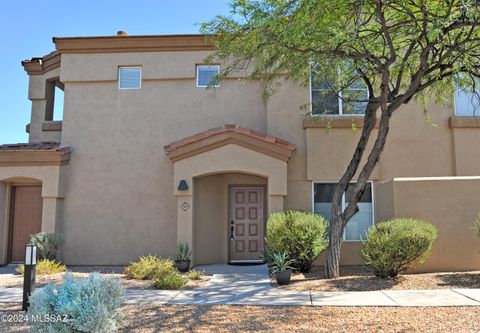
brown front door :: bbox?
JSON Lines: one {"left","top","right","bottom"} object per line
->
{"left": 229, "top": 186, "right": 264, "bottom": 262}
{"left": 10, "top": 186, "right": 43, "bottom": 262}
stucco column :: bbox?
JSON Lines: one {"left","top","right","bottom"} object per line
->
{"left": 175, "top": 184, "right": 194, "bottom": 265}
{"left": 41, "top": 197, "right": 63, "bottom": 233}
{"left": 0, "top": 183, "right": 7, "bottom": 265}
{"left": 268, "top": 195, "right": 285, "bottom": 216}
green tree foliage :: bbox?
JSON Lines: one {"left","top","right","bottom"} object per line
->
{"left": 202, "top": 0, "right": 480, "bottom": 278}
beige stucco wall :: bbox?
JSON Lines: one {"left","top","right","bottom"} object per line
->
{"left": 15, "top": 44, "right": 480, "bottom": 269}
{"left": 374, "top": 177, "right": 480, "bottom": 272}
{"left": 57, "top": 51, "right": 268, "bottom": 265}
{"left": 194, "top": 173, "right": 267, "bottom": 265}
{"left": 452, "top": 128, "right": 480, "bottom": 176}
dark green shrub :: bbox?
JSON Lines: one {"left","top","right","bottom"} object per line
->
{"left": 30, "top": 232, "right": 64, "bottom": 260}
{"left": 265, "top": 211, "right": 328, "bottom": 273}
{"left": 124, "top": 255, "right": 176, "bottom": 280}
{"left": 362, "top": 218, "right": 438, "bottom": 278}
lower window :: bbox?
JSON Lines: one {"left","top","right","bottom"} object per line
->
{"left": 313, "top": 182, "right": 374, "bottom": 241}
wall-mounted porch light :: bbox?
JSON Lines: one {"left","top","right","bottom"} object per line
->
{"left": 178, "top": 180, "right": 189, "bottom": 191}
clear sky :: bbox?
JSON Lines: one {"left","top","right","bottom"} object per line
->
{"left": 0, "top": 0, "right": 230, "bottom": 144}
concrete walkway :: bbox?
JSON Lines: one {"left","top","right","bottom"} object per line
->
{"left": 1, "top": 264, "right": 480, "bottom": 307}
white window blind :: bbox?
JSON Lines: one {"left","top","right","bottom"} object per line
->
{"left": 197, "top": 65, "right": 220, "bottom": 87}
{"left": 313, "top": 182, "right": 374, "bottom": 241}
{"left": 119, "top": 67, "right": 142, "bottom": 89}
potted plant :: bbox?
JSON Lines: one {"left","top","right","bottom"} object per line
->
{"left": 174, "top": 243, "right": 191, "bottom": 273}
{"left": 269, "top": 252, "right": 295, "bottom": 285}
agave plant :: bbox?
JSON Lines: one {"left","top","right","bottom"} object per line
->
{"left": 174, "top": 243, "right": 191, "bottom": 261}
{"left": 30, "top": 233, "right": 64, "bottom": 260}
{"left": 269, "top": 252, "right": 295, "bottom": 275}
{"left": 259, "top": 245, "right": 274, "bottom": 263}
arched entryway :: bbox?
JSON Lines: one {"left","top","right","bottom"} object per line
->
{"left": 193, "top": 172, "right": 267, "bottom": 265}
{"left": 164, "top": 125, "right": 296, "bottom": 265}
{"left": 0, "top": 142, "right": 70, "bottom": 264}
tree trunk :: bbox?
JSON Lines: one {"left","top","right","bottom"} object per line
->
{"left": 325, "top": 107, "right": 393, "bottom": 279}
{"left": 325, "top": 206, "right": 344, "bottom": 278}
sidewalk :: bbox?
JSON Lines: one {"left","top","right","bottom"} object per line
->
{"left": 0, "top": 264, "right": 479, "bottom": 307}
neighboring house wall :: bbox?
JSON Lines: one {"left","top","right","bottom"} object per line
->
{"left": 10, "top": 34, "right": 480, "bottom": 270}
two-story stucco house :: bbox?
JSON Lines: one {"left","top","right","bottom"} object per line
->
{"left": 0, "top": 32, "right": 479, "bottom": 271}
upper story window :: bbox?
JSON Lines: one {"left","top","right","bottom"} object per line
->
{"left": 311, "top": 74, "right": 368, "bottom": 115}
{"left": 313, "top": 182, "right": 373, "bottom": 241}
{"left": 119, "top": 67, "right": 142, "bottom": 89}
{"left": 455, "top": 85, "right": 480, "bottom": 116}
{"left": 197, "top": 65, "right": 220, "bottom": 88}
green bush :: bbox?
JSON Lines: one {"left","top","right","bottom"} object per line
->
{"left": 28, "top": 272, "right": 123, "bottom": 332}
{"left": 124, "top": 255, "right": 176, "bottom": 280}
{"left": 16, "top": 259, "right": 66, "bottom": 276}
{"left": 153, "top": 272, "right": 187, "bottom": 290}
{"left": 265, "top": 211, "right": 328, "bottom": 273}
{"left": 30, "top": 232, "right": 64, "bottom": 260}
{"left": 362, "top": 218, "right": 438, "bottom": 278}
{"left": 186, "top": 270, "right": 205, "bottom": 280}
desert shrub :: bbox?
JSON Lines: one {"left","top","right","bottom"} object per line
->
{"left": 153, "top": 271, "right": 187, "bottom": 290}
{"left": 124, "top": 255, "right": 176, "bottom": 280}
{"left": 30, "top": 232, "right": 64, "bottom": 260}
{"left": 16, "top": 259, "right": 66, "bottom": 276}
{"left": 28, "top": 272, "right": 124, "bottom": 333}
{"left": 186, "top": 270, "right": 204, "bottom": 280}
{"left": 362, "top": 218, "right": 438, "bottom": 278}
{"left": 265, "top": 211, "right": 328, "bottom": 273}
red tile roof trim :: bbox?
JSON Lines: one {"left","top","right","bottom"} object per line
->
{"left": 164, "top": 125, "right": 296, "bottom": 153}
{"left": 0, "top": 142, "right": 70, "bottom": 153}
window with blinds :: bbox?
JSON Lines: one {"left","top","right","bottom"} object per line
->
{"left": 118, "top": 67, "right": 142, "bottom": 89}
{"left": 313, "top": 182, "right": 374, "bottom": 241}
{"left": 196, "top": 65, "right": 220, "bottom": 88}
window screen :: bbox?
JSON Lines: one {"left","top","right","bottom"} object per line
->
{"left": 119, "top": 67, "right": 142, "bottom": 89}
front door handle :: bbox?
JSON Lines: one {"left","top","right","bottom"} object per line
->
{"left": 230, "top": 221, "right": 235, "bottom": 240}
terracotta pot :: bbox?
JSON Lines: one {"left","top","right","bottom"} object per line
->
{"left": 275, "top": 269, "right": 292, "bottom": 285}
{"left": 174, "top": 260, "right": 190, "bottom": 273}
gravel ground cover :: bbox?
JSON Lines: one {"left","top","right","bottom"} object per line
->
{"left": 0, "top": 266, "right": 209, "bottom": 290}
{"left": 0, "top": 303, "right": 479, "bottom": 332}
{"left": 275, "top": 266, "right": 480, "bottom": 291}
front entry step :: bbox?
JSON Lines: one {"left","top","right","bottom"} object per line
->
{"left": 228, "top": 260, "right": 264, "bottom": 266}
